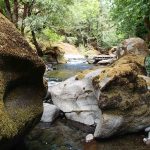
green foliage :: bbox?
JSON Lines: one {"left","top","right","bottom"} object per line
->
{"left": 1, "top": 0, "right": 125, "bottom": 48}
{"left": 0, "top": 0, "right": 6, "bottom": 15}
{"left": 42, "top": 28, "right": 64, "bottom": 42}
{"left": 110, "top": 0, "right": 150, "bottom": 39}
{"left": 64, "top": 0, "right": 120, "bottom": 48}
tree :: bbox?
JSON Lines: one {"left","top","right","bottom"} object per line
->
{"left": 0, "top": 0, "right": 74, "bottom": 56}
{"left": 110, "top": 0, "right": 150, "bottom": 43}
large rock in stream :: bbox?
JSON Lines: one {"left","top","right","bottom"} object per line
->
{"left": 50, "top": 41, "right": 150, "bottom": 138}
{"left": 0, "top": 13, "right": 46, "bottom": 149}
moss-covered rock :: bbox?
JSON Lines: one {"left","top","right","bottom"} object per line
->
{"left": 92, "top": 54, "right": 150, "bottom": 138}
{"left": 0, "top": 13, "right": 46, "bottom": 149}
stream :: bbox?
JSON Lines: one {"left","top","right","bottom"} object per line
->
{"left": 18, "top": 60, "right": 149, "bottom": 150}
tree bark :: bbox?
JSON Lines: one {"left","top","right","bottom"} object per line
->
{"left": 21, "top": 3, "right": 29, "bottom": 36}
{"left": 31, "top": 30, "right": 43, "bottom": 57}
{"left": 28, "top": 1, "right": 43, "bottom": 57}
{"left": 144, "top": 16, "right": 150, "bottom": 43}
{"left": 4, "top": 0, "right": 13, "bottom": 22}
{"left": 13, "top": 0, "right": 19, "bottom": 27}
{"left": 0, "top": 8, "right": 3, "bottom": 14}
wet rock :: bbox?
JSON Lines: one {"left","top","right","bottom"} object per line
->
{"left": 41, "top": 103, "right": 60, "bottom": 123}
{"left": 0, "top": 13, "right": 46, "bottom": 149}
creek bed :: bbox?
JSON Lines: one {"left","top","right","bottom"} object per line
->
{"left": 20, "top": 62, "right": 149, "bottom": 150}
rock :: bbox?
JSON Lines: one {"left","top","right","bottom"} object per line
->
{"left": 51, "top": 55, "right": 150, "bottom": 138}
{"left": 43, "top": 42, "right": 84, "bottom": 63}
{"left": 50, "top": 69, "right": 104, "bottom": 128}
{"left": 122, "top": 37, "right": 149, "bottom": 56}
{"left": 44, "top": 91, "right": 51, "bottom": 100}
{"left": 93, "top": 54, "right": 150, "bottom": 138}
{"left": 0, "top": 13, "right": 46, "bottom": 149}
{"left": 109, "top": 46, "right": 117, "bottom": 55}
{"left": 49, "top": 40, "right": 150, "bottom": 139}
{"left": 145, "top": 127, "right": 150, "bottom": 132}
{"left": 143, "top": 138, "right": 150, "bottom": 145}
{"left": 85, "top": 134, "right": 94, "bottom": 142}
{"left": 110, "top": 38, "right": 149, "bottom": 59}
{"left": 41, "top": 103, "right": 60, "bottom": 123}
{"left": 143, "top": 127, "right": 150, "bottom": 145}
{"left": 97, "top": 58, "right": 115, "bottom": 65}
{"left": 138, "top": 75, "right": 150, "bottom": 90}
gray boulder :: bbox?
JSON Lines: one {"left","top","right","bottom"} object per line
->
{"left": 41, "top": 103, "right": 60, "bottom": 123}
{"left": 50, "top": 69, "right": 103, "bottom": 128}
{"left": 50, "top": 53, "right": 150, "bottom": 139}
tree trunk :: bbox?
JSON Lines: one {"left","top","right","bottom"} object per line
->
{"left": 144, "top": 16, "right": 150, "bottom": 44}
{"left": 21, "top": 3, "right": 29, "bottom": 36}
{"left": 13, "top": 0, "right": 19, "bottom": 27}
{"left": 4, "top": 0, "right": 13, "bottom": 22}
{"left": 31, "top": 30, "right": 43, "bottom": 57}
{"left": 0, "top": 8, "right": 3, "bottom": 14}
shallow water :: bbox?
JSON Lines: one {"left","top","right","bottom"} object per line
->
{"left": 45, "top": 63, "right": 95, "bottom": 80}
{"left": 19, "top": 62, "right": 150, "bottom": 150}
{"left": 23, "top": 119, "right": 149, "bottom": 150}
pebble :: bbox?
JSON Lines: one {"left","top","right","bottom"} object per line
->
{"left": 85, "top": 134, "right": 94, "bottom": 143}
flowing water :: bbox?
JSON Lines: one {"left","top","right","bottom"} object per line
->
{"left": 19, "top": 60, "right": 149, "bottom": 150}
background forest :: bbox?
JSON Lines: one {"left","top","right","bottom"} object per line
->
{"left": 0, "top": 0, "right": 150, "bottom": 56}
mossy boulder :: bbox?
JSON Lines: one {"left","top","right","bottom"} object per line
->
{"left": 49, "top": 52, "right": 150, "bottom": 138}
{"left": 0, "top": 13, "right": 46, "bottom": 149}
{"left": 93, "top": 54, "right": 150, "bottom": 138}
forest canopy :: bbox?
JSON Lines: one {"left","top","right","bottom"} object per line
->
{"left": 0, "top": 0, "right": 149, "bottom": 55}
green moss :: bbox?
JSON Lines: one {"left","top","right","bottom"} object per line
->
{"left": 75, "top": 69, "right": 94, "bottom": 80}
{"left": 46, "top": 70, "right": 76, "bottom": 80}
{"left": 92, "top": 75, "right": 100, "bottom": 89}
{"left": 0, "top": 101, "right": 18, "bottom": 138}
{"left": 0, "top": 103, "right": 42, "bottom": 138}
{"left": 12, "top": 105, "right": 42, "bottom": 130}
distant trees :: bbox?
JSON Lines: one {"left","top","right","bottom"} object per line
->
{"left": 62, "top": 0, "right": 118, "bottom": 49}
{"left": 0, "top": 0, "right": 123, "bottom": 54}
{"left": 110, "top": 0, "right": 150, "bottom": 44}
{"left": 0, "top": 0, "right": 74, "bottom": 56}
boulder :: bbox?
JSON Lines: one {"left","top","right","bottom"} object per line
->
{"left": 122, "top": 37, "right": 149, "bottom": 56}
{"left": 43, "top": 42, "right": 84, "bottom": 63}
{"left": 41, "top": 103, "right": 60, "bottom": 123}
{"left": 0, "top": 13, "right": 46, "bottom": 149}
{"left": 50, "top": 69, "right": 104, "bottom": 127}
{"left": 109, "top": 38, "right": 149, "bottom": 59}
{"left": 93, "top": 54, "right": 150, "bottom": 138}
{"left": 50, "top": 52, "right": 150, "bottom": 138}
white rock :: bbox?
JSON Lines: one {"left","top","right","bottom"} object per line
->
{"left": 145, "top": 126, "right": 150, "bottom": 132}
{"left": 49, "top": 69, "right": 103, "bottom": 126}
{"left": 49, "top": 69, "right": 105, "bottom": 139}
{"left": 86, "top": 134, "right": 94, "bottom": 143}
{"left": 143, "top": 138, "right": 150, "bottom": 145}
{"left": 41, "top": 103, "right": 60, "bottom": 123}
